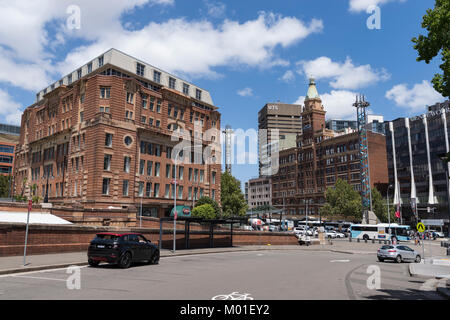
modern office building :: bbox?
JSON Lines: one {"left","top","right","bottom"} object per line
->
{"left": 385, "top": 100, "right": 450, "bottom": 232}
{"left": 258, "top": 102, "right": 302, "bottom": 176}
{"left": 271, "top": 79, "right": 389, "bottom": 219}
{"left": 13, "top": 48, "right": 222, "bottom": 218}
{"left": 246, "top": 177, "right": 272, "bottom": 209}
{"left": 0, "top": 126, "right": 20, "bottom": 176}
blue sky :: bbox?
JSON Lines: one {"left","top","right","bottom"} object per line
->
{"left": 0, "top": 0, "right": 446, "bottom": 187}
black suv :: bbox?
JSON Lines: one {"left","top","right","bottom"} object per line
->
{"left": 87, "top": 233, "right": 160, "bottom": 268}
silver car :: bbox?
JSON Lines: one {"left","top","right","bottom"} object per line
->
{"left": 377, "top": 245, "right": 421, "bottom": 263}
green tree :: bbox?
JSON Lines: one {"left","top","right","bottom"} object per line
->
{"left": 412, "top": 0, "right": 450, "bottom": 97}
{"left": 192, "top": 204, "right": 216, "bottom": 220}
{"left": 320, "top": 178, "right": 362, "bottom": 221}
{"left": 220, "top": 171, "right": 248, "bottom": 218}
{"left": 0, "top": 175, "right": 11, "bottom": 198}
{"left": 371, "top": 187, "right": 395, "bottom": 223}
{"left": 195, "top": 196, "right": 221, "bottom": 218}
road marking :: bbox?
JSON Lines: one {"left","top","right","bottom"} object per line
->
{"left": 11, "top": 275, "right": 67, "bottom": 282}
{"left": 0, "top": 265, "right": 89, "bottom": 279}
{"left": 330, "top": 260, "right": 350, "bottom": 263}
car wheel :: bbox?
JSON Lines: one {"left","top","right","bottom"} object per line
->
{"left": 150, "top": 250, "right": 160, "bottom": 265}
{"left": 88, "top": 258, "right": 100, "bottom": 267}
{"left": 395, "top": 255, "right": 402, "bottom": 263}
{"left": 118, "top": 252, "right": 132, "bottom": 269}
{"left": 363, "top": 234, "right": 369, "bottom": 241}
{"left": 415, "top": 255, "right": 421, "bottom": 263}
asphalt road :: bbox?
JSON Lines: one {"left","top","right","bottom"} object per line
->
{"left": 0, "top": 250, "right": 445, "bottom": 300}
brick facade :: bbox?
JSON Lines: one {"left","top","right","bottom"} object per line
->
{"left": 13, "top": 55, "right": 222, "bottom": 221}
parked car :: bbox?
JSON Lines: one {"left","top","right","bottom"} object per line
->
{"left": 269, "top": 225, "right": 280, "bottom": 232}
{"left": 329, "top": 230, "right": 345, "bottom": 238}
{"left": 377, "top": 244, "right": 421, "bottom": 263}
{"left": 87, "top": 233, "right": 160, "bottom": 268}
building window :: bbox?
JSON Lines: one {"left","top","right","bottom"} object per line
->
{"left": 147, "top": 161, "right": 153, "bottom": 176}
{"left": 212, "top": 171, "right": 216, "bottom": 184}
{"left": 169, "top": 77, "right": 176, "bottom": 89}
{"left": 99, "top": 106, "right": 110, "bottom": 113}
{"left": 142, "top": 94, "right": 148, "bottom": 109}
{"left": 183, "top": 83, "right": 189, "bottom": 95}
{"left": 156, "top": 100, "right": 162, "bottom": 113}
{"left": 98, "top": 56, "right": 104, "bottom": 67}
{"left": 139, "top": 159, "right": 145, "bottom": 175}
{"left": 100, "top": 87, "right": 111, "bottom": 99}
{"left": 154, "top": 71, "right": 161, "bottom": 83}
{"left": 124, "top": 156, "right": 131, "bottom": 173}
{"left": 155, "top": 162, "right": 160, "bottom": 177}
{"left": 136, "top": 63, "right": 145, "bottom": 76}
{"left": 126, "top": 92, "right": 134, "bottom": 104}
{"left": 141, "top": 116, "right": 146, "bottom": 124}
{"left": 146, "top": 182, "right": 152, "bottom": 197}
{"left": 102, "top": 178, "right": 110, "bottom": 195}
{"left": 87, "top": 62, "right": 93, "bottom": 73}
{"left": 196, "top": 89, "right": 202, "bottom": 100}
{"left": 125, "top": 110, "right": 133, "bottom": 120}
{"left": 77, "top": 69, "right": 82, "bottom": 79}
{"left": 165, "top": 184, "right": 170, "bottom": 199}
{"left": 123, "top": 180, "right": 129, "bottom": 196}
{"left": 156, "top": 120, "right": 161, "bottom": 128}
{"left": 154, "top": 183, "right": 160, "bottom": 198}
{"left": 68, "top": 74, "right": 72, "bottom": 85}
{"left": 138, "top": 182, "right": 144, "bottom": 197}
{"left": 105, "top": 133, "right": 113, "bottom": 147}
{"left": 104, "top": 155, "right": 112, "bottom": 171}
{"left": 124, "top": 136, "right": 133, "bottom": 146}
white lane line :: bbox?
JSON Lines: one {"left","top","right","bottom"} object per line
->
{"left": 330, "top": 260, "right": 350, "bottom": 263}
{"left": 11, "top": 275, "right": 67, "bottom": 282}
{"left": 0, "top": 265, "right": 89, "bottom": 279}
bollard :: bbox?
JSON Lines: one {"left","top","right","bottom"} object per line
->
{"left": 372, "top": 239, "right": 375, "bottom": 244}
{"left": 379, "top": 240, "right": 382, "bottom": 244}
{"left": 357, "top": 238, "right": 360, "bottom": 243}
{"left": 349, "top": 237, "right": 352, "bottom": 242}
{"left": 365, "top": 239, "right": 367, "bottom": 243}
{"left": 447, "top": 247, "right": 450, "bottom": 256}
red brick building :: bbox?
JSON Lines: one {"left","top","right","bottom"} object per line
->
{"left": 271, "top": 79, "right": 388, "bottom": 219}
{"left": 13, "top": 49, "right": 222, "bottom": 218}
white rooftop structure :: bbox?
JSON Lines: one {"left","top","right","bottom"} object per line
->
{"left": 36, "top": 48, "right": 214, "bottom": 106}
{"left": 0, "top": 211, "right": 72, "bottom": 225}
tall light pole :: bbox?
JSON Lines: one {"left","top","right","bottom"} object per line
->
{"left": 173, "top": 160, "right": 177, "bottom": 253}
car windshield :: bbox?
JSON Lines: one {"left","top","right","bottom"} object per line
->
{"left": 95, "top": 234, "right": 120, "bottom": 240}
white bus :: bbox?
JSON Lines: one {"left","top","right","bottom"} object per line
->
{"left": 350, "top": 223, "right": 412, "bottom": 242}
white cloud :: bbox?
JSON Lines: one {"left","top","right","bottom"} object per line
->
{"left": 0, "top": 89, "right": 23, "bottom": 125}
{"left": 58, "top": 13, "right": 323, "bottom": 78}
{"left": 297, "top": 56, "right": 390, "bottom": 90}
{"left": 349, "top": 0, "right": 406, "bottom": 13}
{"left": 385, "top": 80, "right": 444, "bottom": 113}
{"left": 295, "top": 90, "right": 359, "bottom": 120}
{"left": 204, "top": 0, "right": 226, "bottom": 18}
{"left": 237, "top": 87, "right": 254, "bottom": 97}
{"left": 279, "top": 70, "right": 295, "bottom": 83}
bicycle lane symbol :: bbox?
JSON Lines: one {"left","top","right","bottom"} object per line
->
{"left": 212, "top": 292, "right": 254, "bottom": 300}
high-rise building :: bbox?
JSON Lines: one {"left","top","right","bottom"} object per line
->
{"left": 385, "top": 100, "right": 450, "bottom": 232}
{"left": 13, "top": 48, "right": 222, "bottom": 218}
{"left": 258, "top": 102, "right": 302, "bottom": 176}
{"left": 271, "top": 79, "right": 388, "bottom": 219}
